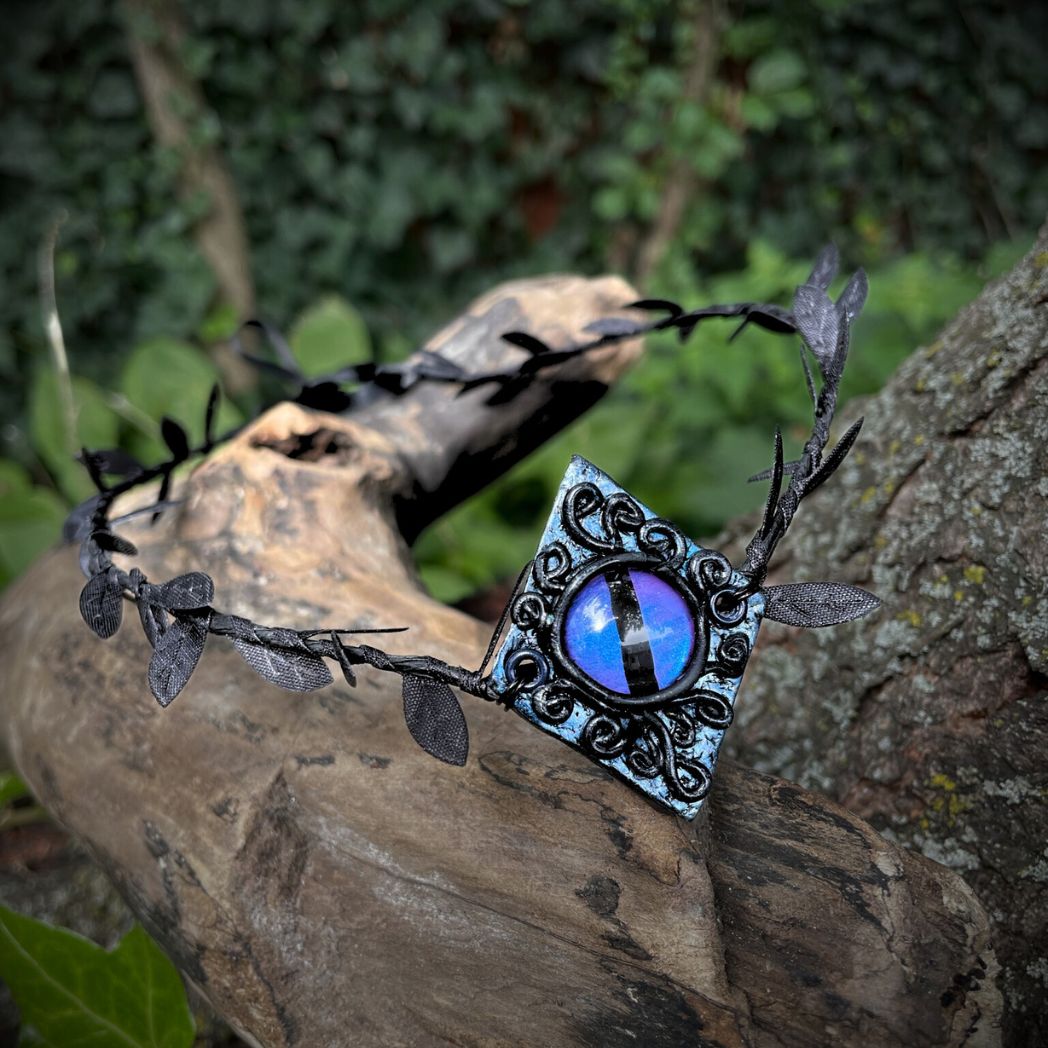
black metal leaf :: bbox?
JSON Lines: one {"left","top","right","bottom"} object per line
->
{"left": 746, "top": 304, "right": 797, "bottom": 335}
{"left": 148, "top": 612, "right": 210, "bottom": 706}
{"left": 295, "top": 381, "right": 354, "bottom": 413}
{"left": 798, "top": 343, "right": 817, "bottom": 405}
{"left": 369, "top": 368, "right": 411, "bottom": 395}
{"left": 79, "top": 446, "right": 108, "bottom": 493}
{"left": 330, "top": 633, "right": 357, "bottom": 687}
{"left": 144, "top": 572, "right": 214, "bottom": 611}
{"left": 826, "top": 317, "right": 852, "bottom": 381}
{"left": 501, "top": 331, "right": 552, "bottom": 356}
{"left": 758, "top": 428, "right": 785, "bottom": 540}
{"left": 675, "top": 318, "right": 699, "bottom": 342}
{"left": 792, "top": 284, "right": 839, "bottom": 373}
{"left": 231, "top": 319, "right": 303, "bottom": 381}
{"left": 748, "top": 460, "right": 800, "bottom": 483}
{"left": 804, "top": 418, "right": 864, "bottom": 495}
{"left": 110, "top": 499, "right": 182, "bottom": 528}
{"left": 83, "top": 448, "right": 145, "bottom": 478}
{"left": 484, "top": 376, "right": 532, "bottom": 406}
{"left": 724, "top": 306, "right": 793, "bottom": 342}
{"left": 79, "top": 569, "right": 123, "bottom": 639}
{"left": 415, "top": 349, "right": 467, "bottom": 381}
{"left": 582, "top": 317, "right": 644, "bottom": 338}
{"left": 63, "top": 494, "right": 104, "bottom": 543}
{"left": 401, "top": 675, "right": 469, "bottom": 766}
{"left": 130, "top": 568, "right": 166, "bottom": 648}
{"left": 232, "top": 628, "right": 334, "bottom": 691}
{"left": 203, "top": 383, "right": 220, "bottom": 447}
{"left": 160, "top": 417, "right": 190, "bottom": 462}
{"left": 836, "top": 268, "right": 869, "bottom": 323}
{"left": 153, "top": 470, "right": 172, "bottom": 525}
{"left": 78, "top": 535, "right": 104, "bottom": 578}
{"left": 626, "top": 298, "right": 684, "bottom": 318}
{"left": 806, "top": 244, "right": 840, "bottom": 291}
{"left": 763, "top": 582, "right": 881, "bottom": 627}
{"left": 90, "top": 530, "right": 138, "bottom": 556}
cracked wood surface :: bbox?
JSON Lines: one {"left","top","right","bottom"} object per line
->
{"left": 720, "top": 226, "right": 1048, "bottom": 1045}
{"left": 0, "top": 275, "right": 1000, "bottom": 1046}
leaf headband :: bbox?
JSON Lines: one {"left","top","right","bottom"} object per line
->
{"left": 68, "top": 245, "right": 878, "bottom": 818}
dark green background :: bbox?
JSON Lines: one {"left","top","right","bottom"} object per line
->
{"left": 2, "top": 0, "right": 1045, "bottom": 599}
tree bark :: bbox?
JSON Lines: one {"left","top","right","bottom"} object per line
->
{"left": 0, "top": 275, "right": 1001, "bottom": 1047}
{"left": 721, "top": 225, "right": 1048, "bottom": 1046}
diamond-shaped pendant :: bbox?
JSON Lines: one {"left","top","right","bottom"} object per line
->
{"left": 490, "top": 456, "right": 764, "bottom": 818}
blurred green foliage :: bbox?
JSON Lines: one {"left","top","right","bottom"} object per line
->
{"left": 0, "top": 0, "right": 1044, "bottom": 600}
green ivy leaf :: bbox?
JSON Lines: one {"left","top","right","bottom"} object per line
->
{"left": 749, "top": 48, "right": 807, "bottom": 94}
{"left": 0, "top": 463, "right": 67, "bottom": 587}
{"left": 29, "top": 371, "right": 119, "bottom": 503}
{"left": 0, "top": 908, "right": 194, "bottom": 1048}
{"left": 289, "top": 295, "right": 371, "bottom": 378}
{"left": 120, "top": 338, "right": 241, "bottom": 461}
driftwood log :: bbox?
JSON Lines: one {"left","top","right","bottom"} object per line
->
{"left": 721, "top": 226, "right": 1048, "bottom": 1046}
{"left": 0, "top": 275, "right": 1002, "bottom": 1046}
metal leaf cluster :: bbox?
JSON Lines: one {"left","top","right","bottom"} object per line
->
{"left": 67, "top": 382, "right": 486, "bottom": 759}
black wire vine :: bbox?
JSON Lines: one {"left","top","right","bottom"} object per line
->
{"left": 68, "top": 245, "right": 876, "bottom": 768}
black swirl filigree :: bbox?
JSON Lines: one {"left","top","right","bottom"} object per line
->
{"left": 601, "top": 492, "right": 644, "bottom": 538}
{"left": 687, "top": 551, "right": 732, "bottom": 590}
{"left": 638, "top": 518, "right": 688, "bottom": 569}
{"left": 562, "top": 483, "right": 615, "bottom": 553}
{"left": 665, "top": 707, "right": 697, "bottom": 748}
{"left": 573, "top": 705, "right": 715, "bottom": 803}
{"left": 642, "top": 713, "right": 712, "bottom": 802}
{"left": 532, "top": 540, "right": 573, "bottom": 594}
{"left": 580, "top": 713, "right": 630, "bottom": 758}
{"left": 511, "top": 591, "right": 548, "bottom": 630}
{"left": 624, "top": 723, "right": 662, "bottom": 779}
{"left": 690, "top": 691, "right": 734, "bottom": 730}
{"left": 530, "top": 682, "right": 578, "bottom": 725}
{"left": 711, "top": 633, "right": 750, "bottom": 677}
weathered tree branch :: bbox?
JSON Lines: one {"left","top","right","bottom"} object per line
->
{"left": 122, "top": 0, "right": 257, "bottom": 392}
{"left": 633, "top": 1, "right": 723, "bottom": 287}
{"left": 0, "top": 275, "right": 1000, "bottom": 1046}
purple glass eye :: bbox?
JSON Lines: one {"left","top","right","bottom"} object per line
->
{"left": 562, "top": 567, "right": 695, "bottom": 696}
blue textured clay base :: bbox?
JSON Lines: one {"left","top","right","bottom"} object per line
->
{"left": 491, "top": 455, "right": 763, "bottom": 819}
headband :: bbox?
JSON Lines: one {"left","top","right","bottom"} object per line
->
{"left": 68, "top": 245, "right": 878, "bottom": 817}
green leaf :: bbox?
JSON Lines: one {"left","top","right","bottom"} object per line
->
{"left": 0, "top": 476, "right": 67, "bottom": 587}
{"left": 749, "top": 49, "right": 807, "bottom": 94}
{"left": 0, "top": 488, "right": 66, "bottom": 595}
{"left": 120, "top": 338, "right": 241, "bottom": 461}
{"left": 0, "top": 771, "right": 30, "bottom": 808}
{"left": 0, "top": 908, "right": 194, "bottom": 1048}
{"left": 288, "top": 295, "right": 372, "bottom": 378}
{"left": 29, "top": 371, "right": 120, "bottom": 502}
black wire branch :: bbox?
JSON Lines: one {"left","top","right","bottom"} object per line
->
{"left": 739, "top": 246, "right": 869, "bottom": 589}
{"left": 66, "top": 252, "right": 869, "bottom": 766}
